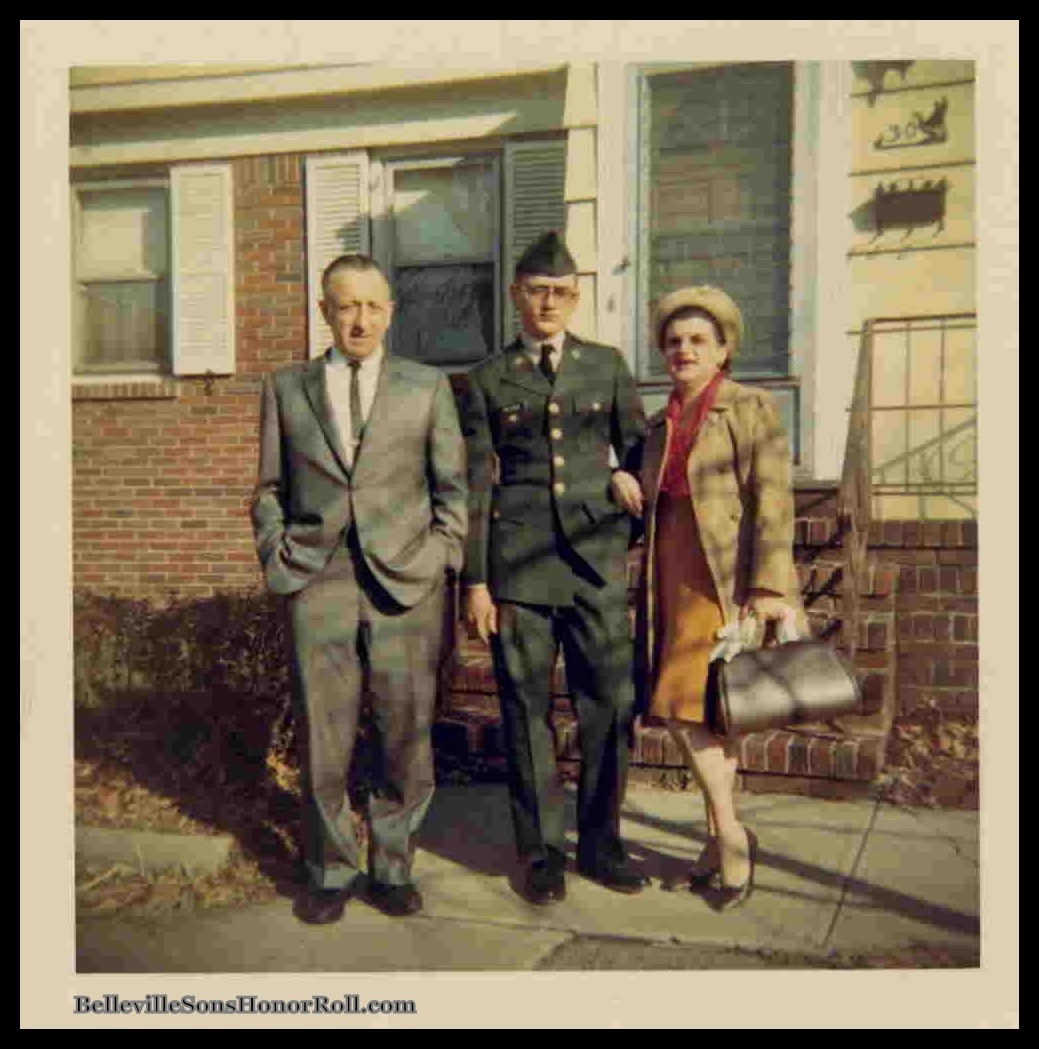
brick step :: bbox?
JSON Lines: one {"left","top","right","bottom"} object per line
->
{"left": 439, "top": 522, "right": 899, "bottom": 790}
{"left": 435, "top": 692, "right": 887, "bottom": 784}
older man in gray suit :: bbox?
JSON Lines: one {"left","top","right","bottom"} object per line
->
{"left": 251, "top": 254, "right": 467, "bottom": 924}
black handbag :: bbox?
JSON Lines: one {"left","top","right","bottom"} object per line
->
{"left": 707, "top": 635, "right": 863, "bottom": 737}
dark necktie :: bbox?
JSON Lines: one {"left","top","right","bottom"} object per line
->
{"left": 348, "top": 358, "right": 364, "bottom": 448}
{"left": 539, "top": 343, "right": 555, "bottom": 384}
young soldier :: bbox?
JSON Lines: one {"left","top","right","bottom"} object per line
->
{"left": 459, "top": 231, "right": 647, "bottom": 904}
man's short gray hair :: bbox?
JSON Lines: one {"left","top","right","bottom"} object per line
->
{"left": 321, "top": 254, "right": 389, "bottom": 298}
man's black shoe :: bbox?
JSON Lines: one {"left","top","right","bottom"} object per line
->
{"left": 522, "top": 860, "right": 567, "bottom": 905}
{"left": 577, "top": 860, "right": 649, "bottom": 894}
{"left": 367, "top": 880, "right": 424, "bottom": 917}
{"left": 294, "top": 883, "right": 357, "bottom": 925}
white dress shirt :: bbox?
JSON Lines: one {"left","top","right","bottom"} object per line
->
{"left": 325, "top": 345, "right": 384, "bottom": 466}
{"left": 519, "top": 332, "right": 565, "bottom": 375}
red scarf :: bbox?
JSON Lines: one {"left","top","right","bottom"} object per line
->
{"left": 659, "top": 372, "right": 727, "bottom": 498}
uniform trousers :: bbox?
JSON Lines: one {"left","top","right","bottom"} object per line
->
{"left": 287, "top": 537, "right": 445, "bottom": 891}
{"left": 491, "top": 583, "right": 636, "bottom": 871}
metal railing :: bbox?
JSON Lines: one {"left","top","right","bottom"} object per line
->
{"left": 865, "top": 313, "right": 977, "bottom": 518}
{"left": 837, "top": 312, "right": 977, "bottom": 654}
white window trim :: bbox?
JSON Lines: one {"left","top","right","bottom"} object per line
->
{"left": 596, "top": 63, "right": 632, "bottom": 368}
{"left": 796, "top": 61, "right": 854, "bottom": 484}
{"left": 72, "top": 373, "right": 172, "bottom": 387}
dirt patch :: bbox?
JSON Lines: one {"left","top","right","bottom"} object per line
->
{"left": 73, "top": 732, "right": 504, "bottom": 917}
{"left": 879, "top": 711, "right": 979, "bottom": 810}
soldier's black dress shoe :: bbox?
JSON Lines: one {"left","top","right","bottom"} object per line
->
{"left": 521, "top": 860, "right": 567, "bottom": 905}
{"left": 577, "top": 859, "right": 649, "bottom": 894}
{"left": 366, "top": 880, "right": 424, "bottom": 917}
{"left": 294, "top": 882, "right": 358, "bottom": 925}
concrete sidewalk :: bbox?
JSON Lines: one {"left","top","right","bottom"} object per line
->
{"left": 75, "top": 782, "right": 981, "bottom": 975}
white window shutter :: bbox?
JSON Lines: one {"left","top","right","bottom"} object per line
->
{"left": 503, "top": 140, "right": 567, "bottom": 337}
{"left": 305, "top": 152, "right": 371, "bottom": 359}
{"left": 170, "top": 163, "right": 235, "bottom": 376}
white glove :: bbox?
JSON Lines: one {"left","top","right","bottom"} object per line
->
{"left": 709, "top": 617, "right": 758, "bottom": 663}
{"left": 709, "top": 610, "right": 800, "bottom": 662}
{"left": 774, "top": 610, "right": 800, "bottom": 645}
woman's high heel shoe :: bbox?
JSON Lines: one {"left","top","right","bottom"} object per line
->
{"left": 687, "top": 840, "right": 721, "bottom": 887}
{"left": 660, "top": 840, "right": 720, "bottom": 892}
{"left": 708, "top": 829, "right": 757, "bottom": 911}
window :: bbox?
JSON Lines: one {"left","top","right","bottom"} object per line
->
{"left": 636, "top": 63, "right": 795, "bottom": 381}
{"left": 73, "top": 182, "right": 170, "bottom": 374}
{"left": 305, "top": 142, "right": 566, "bottom": 367}
{"left": 72, "top": 164, "right": 236, "bottom": 381}
{"left": 382, "top": 157, "right": 500, "bottom": 367}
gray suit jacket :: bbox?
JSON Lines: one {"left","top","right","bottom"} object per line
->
{"left": 250, "top": 350, "right": 468, "bottom": 607}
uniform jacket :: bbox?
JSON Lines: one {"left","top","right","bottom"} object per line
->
{"left": 250, "top": 350, "right": 467, "bottom": 607}
{"left": 635, "top": 378, "right": 807, "bottom": 691}
{"left": 459, "top": 333, "right": 645, "bottom": 606}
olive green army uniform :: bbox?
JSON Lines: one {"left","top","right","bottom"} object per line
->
{"left": 459, "top": 333, "right": 646, "bottom": 871}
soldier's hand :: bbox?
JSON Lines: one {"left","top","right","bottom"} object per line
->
{"left": 465, "top": 584, "right": 499, "bottom": 645}
{"left": 611, "top": 469, "right": 644, "bottom": 518}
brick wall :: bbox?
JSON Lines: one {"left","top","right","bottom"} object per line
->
{"left": 72, "top": 155, "right": 308, "bottom": 601}
{"left": 872, "top": 519, "right": 979, "bottom": 723}
{"left": 795, "top": 488, "right": 979, "bottom": 724}
{"left": 235, "top": 155, "right": 308, "bottom": 376}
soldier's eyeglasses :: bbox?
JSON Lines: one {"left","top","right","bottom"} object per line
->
{"left": 520, "top": 285, "right": 576, "bottom": 302}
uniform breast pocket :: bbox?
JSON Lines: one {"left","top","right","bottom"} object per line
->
{"left": 572, "top": 397, "right": 611, "bottom": 457}
{"left": 575, "top": 397, "right": 608, "bottom": 426}
{"left": 496, "top": 402, "right": 535, "bottom": 439}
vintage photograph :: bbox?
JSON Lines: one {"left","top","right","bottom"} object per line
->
{"left": 22, "top": 20, "right": 1018, "bottom": 1030}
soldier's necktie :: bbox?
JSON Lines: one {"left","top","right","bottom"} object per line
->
{"left": 348, "top": 358, "right": 364, "bottom": 449}
{"left": 539, "top": 343, "right": 555, "bottom": 384}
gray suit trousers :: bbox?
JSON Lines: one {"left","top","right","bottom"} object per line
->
{"left": 288, "top": 538, "right": 445, "bottom": 890}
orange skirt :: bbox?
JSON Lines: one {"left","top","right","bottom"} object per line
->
{"left": 648, "top": 493, "right": 726, "bottom": 725}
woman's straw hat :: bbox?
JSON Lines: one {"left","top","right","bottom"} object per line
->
{"left": 653, "top": 285, "right": 743, "bottom": 358}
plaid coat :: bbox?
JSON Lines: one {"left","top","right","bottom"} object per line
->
{"left": 635, "top": 379, "right": 806, "bottom": 693}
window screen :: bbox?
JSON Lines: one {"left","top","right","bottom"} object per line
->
{"left": 640, "top": 63, "right": 794, "bottom": 379}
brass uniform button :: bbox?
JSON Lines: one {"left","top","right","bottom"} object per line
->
{"left": 550, "top": 428, "right": 563, "bottom": 440}
{"left": 553, "top": 482, "right": 566, "bottom": 495}
{"left": 592, "top": 402, "right": 602, "bottom": 411}
{"left": 553, "top": 455, "right": 565, "bottom": 468}
{"left": 548, "top": 401, "right": 561, "bottom": 415}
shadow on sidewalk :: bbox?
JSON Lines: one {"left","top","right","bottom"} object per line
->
{"left": 415, "top": 784, "right": 979, "bottom": 940}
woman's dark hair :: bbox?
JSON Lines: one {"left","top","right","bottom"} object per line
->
{"left": 658, "top": 305, "right": 731, "bottom": 371}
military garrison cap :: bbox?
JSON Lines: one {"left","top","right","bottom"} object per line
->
{"left": 515, "top": 230, "right": 577, "bottom": 278}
